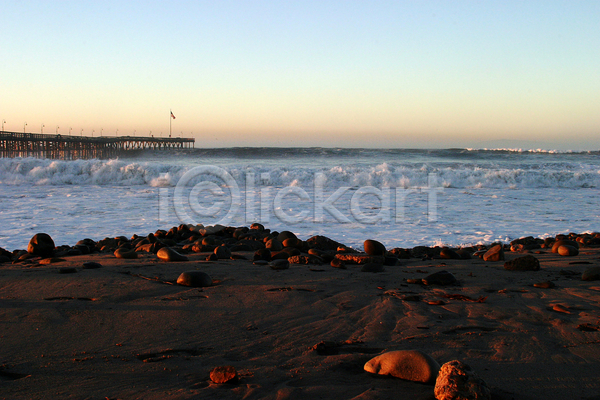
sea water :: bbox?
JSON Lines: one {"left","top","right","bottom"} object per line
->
{"left": 0, "top": 148, "right": 599, "bottom": 251}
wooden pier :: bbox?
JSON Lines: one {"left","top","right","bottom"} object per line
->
{"left": 0, "top": 131, "right": 195, "bottom": 159}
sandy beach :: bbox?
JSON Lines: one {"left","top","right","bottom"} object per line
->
{"left": 1, "top": 229, "right": 600, "bottom": 400}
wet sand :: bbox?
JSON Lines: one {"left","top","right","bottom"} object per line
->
{"left": 1, "top": 239, "right": 600, "bottom": 399}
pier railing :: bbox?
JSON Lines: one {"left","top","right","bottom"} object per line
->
{"left": 0, "top": 131, "right": 195, "bottom": 159}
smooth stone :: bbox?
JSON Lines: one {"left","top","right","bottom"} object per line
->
{"left": 269, "top": 259, "right": 290, "bottom": 270}
{"left": 557, "top": 245, "right": 579, "bottom": 257}
{"left": 361, "top": 262, "right": 384, "bottom": 272}
{"left": 176, "top": 271, "right": 212, "bottom": 287}
{"left": 82, "top": 261, "right": 102, "bottom": 269}
{"left": 482, "top": 244, "right": 504, "bottom": 262}
{"left": 265, "top": 239, "right": 283, "bottom": 251}
{"left": 330, "top": 258, "right": 347, "bottom": 269}
{"left": 114, "top": 248, "right": 138, "bottom": 259}
{"left": 439, "top": 248, "right": 462, "bottom": 260}
{"left": 210, "top": 365, "right": 238, "bottom": 384}
{"left": 135, "top": 243, "right": 155, "bottom": 253}
{"left": 214, "top": 245, "right": 232, "bottom": 259}
{"left": 157, "top": 247, "right": 188, "bottom": 262}
{"left": 282, "top": 237, "right": 303, "bottom": 249}
{"left": 277, "top": 231, "right": 297, "bottom": 243}
{"left": 582, "top": 267, "right": 600, "bottom": 281}
{"left": 434, "top": 360, "right": 491, "bottom": 400}
{"left": 364, "top": 350, "right": 440, "bottom": 384}
{"left": 364, "top": 239, "right": 386, "bottom": 256}
{"left": 27, "top": 233, "right": 56, "bottom": 257}
{"left": 504, "top": 255, "right": 540, "bottom": 271}
{"left": 423, "top": 270, "right": 458, "bottom": 286}
{"left": 552, "top": 239, "right": 579, "bottom": 253}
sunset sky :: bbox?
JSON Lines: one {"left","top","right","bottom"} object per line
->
{"left": 1, "top": 1, "right": 598, "bottom": 149}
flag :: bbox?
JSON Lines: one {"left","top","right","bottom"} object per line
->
{"left": 170, "top": 111, "right": 176, "bottom": 119}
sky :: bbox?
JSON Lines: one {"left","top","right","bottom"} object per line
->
{"left": 1, "top": 0, "right": 599, "bottom": 149}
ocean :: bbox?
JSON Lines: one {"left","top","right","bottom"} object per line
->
{"left": 1, "top": 148, "right": 599, "bottom": 251}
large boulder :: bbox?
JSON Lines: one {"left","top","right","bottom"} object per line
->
{"left": 27, "top": 233, "right": 55, "bottom": 257}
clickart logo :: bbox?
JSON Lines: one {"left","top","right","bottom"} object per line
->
{"left": 158, "top": 165, "right": 443, "bottom": 226}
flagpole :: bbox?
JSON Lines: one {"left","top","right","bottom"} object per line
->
{"left": 169, "top": 109, "right": 172, "bottom": 138}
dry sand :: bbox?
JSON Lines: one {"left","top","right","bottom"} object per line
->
{"left": 1, "top": 247, "right": 600, "bottom": 399}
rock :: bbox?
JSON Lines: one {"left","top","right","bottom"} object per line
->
{"left": 269, "top": 259, "right": 290, "bottom": 270}
{"left": 280, "top": 247, "right": 301, "bottom": 257}
{"left": 288, "top": 255, "right": 322, "bottom": 265}
{"left": 265, "top": 239, "right": 283, "bottom": 251}
{"left": 176, "top": 271, "right": 212, "bottom": 287}
{"left": 423, "top": 270, "right": 458, "bottom": 286}
{"left": 364, "top": 350, "right": 440, "bottom": 384}
{"left": 157, "top": 247, "right": 188, "bottom": 262}
{"left": 282, "top": 237, "right": 303, "bottom": 249}
{"left": 364, "top": 239, "right": 386, "bottom": 256}
{"left": 557, "top": 245, "right": 578, "bottom": 257}
{"left": 504, "top": 255, "right": 540, "bottom": 271}
{"left": 330, "top": 258, "right": 347, "bottom": 269}
{"left": 440, "top": 248, "right": 462, "bottom": 260}
{"left": 306, "top": 235, "right": 344, "bottom": 252}
{"left": 27, "top": 233, "right": 56, "bottom": 257}
{"left": 253, "top": 248, "right": 271, "bottom": 262}
{"left": 455, "top": 249, "right": 472, "bottom": 260}
{"left": 582, "top": 267, "right": 600, "bottom": 281}
{"left": 210, "top": 365, "right": 238, "bottom": 384}
{"left": 482, "top": 244, "right": 504, "bottom": 262}
{"left": 361, "top": 262, "right": 384, "bottom": 272}
{"left": 388, "top": 247, "right": 412, "bottom": 259}
{"left": 434, "top": 360, "right": 490, "bottom": 400}
{"left": 412, "top": 246, "right": 440, "bottom": 259}
{"left": 114, "top": 248, "right": 138, "bottom": 259}
{"left": 214, "top": 245, "right": 232, "bottom": 259}
{"left": 277, "top": 231, "right": 297, "bottom": 243}
{"left": 335, "top": 254, "right": 384, "bottom": 265}
{"left": 552, "top": 240, "right": 579, "bottom": 253}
